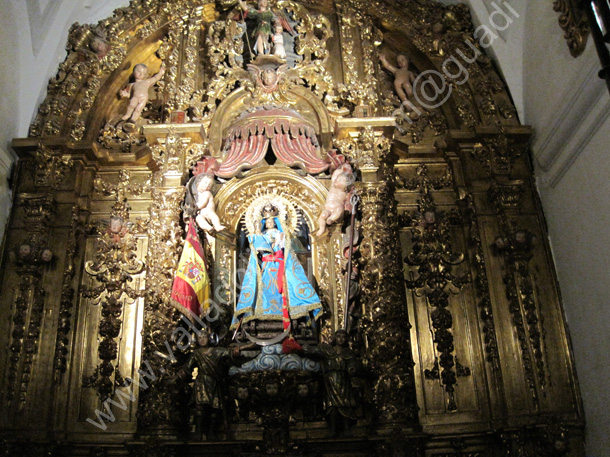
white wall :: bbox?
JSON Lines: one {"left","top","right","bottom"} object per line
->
{"left": 0, "top": 1, "right": 21, "bottom": 248}
{"left": 467, "top": 0, "right": 526, "bottom": 120}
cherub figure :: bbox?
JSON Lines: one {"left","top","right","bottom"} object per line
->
{"left": 194, "top": 174, "right": 226, "bottom": 233}
{"left": 119, "top": 62, "right": 165, "bottom": 123}
{"left": 18, "top": 243, "right": 32, "bottom": 260}
{"left": 379, "top": 53, "right": 417, "bottom": 107}
{"left": 272, "top": 23, "right": 286, "bottom": 59}
{"left": 316, "top": 164, "right": 355, "bottom": 236}
{"left": 107, "top": 215, "right": 129, "bottom": 243}
{"left": 246, "top": 63, "right": 288, "bottom": 95}
{"left": 40, "top": 247, "right": 53, "bottom": 263}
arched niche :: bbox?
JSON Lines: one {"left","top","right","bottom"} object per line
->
{"left": 84, "top": 29, "right": 169, "bottom": 142}
{"left": 211, "top": 167, "right": 347, "bottom": 338}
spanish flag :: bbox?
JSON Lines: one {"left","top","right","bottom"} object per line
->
{"left": 171, "top": 219, "right": 210, "bottom": 318}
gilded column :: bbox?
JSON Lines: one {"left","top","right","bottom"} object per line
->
{"left": 136, "top": 132, "right": 194, "bottom": 433}
{"left": 338, "top": 124, "right": 419, "bottom": 428}
{"left": 359, "top": 182, "right": 418, "bottom": 426}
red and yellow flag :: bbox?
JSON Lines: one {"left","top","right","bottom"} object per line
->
{"left": 171, "top": 219, "right": 210, "bottom": 318}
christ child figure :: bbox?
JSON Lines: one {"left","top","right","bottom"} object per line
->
{"left": 316, "top": 164, "right": 355, "bottom": 236}
{"left": 272, "top": 23, "right": 286, "bottom": 59}
{"left": 194, "top": 174, "right": 226, "bottom": 233}
{"left": 379, "top": 53, "right": 416, "bottom": 109}
{"left": 120, "top": 62, "right": 165, "bottom": 122}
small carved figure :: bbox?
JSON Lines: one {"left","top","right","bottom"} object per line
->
{"left": 231, "top": 204, "right": 322, "bottom": 333}
{"left": 40, "top": 247, "right": 53, "bottom": 263}
{"left": 90, "top": 35, "right": 110, "bottom": 59}
{"left": 237, "top": 0, "right": 294, "bottom": 57}
{"left": 421, "top": 209, "right": 437, "bottom": 230}
{"left": 302, "top": 329, "right": 358, "bottom": 436}
{"left": 379, "top": 53, "right": 416, "bottom": 108}
{"left": 272, "top": 23, "right": 286, "bottom": 59}
{"left": 292, "top": 379, "right": 318, "bottom": 420}
{"left": 246, "top": 63, "right": 289, "bottom": 95}
{"left": 316, "top": 164, "right": 355, "bottom": 236}
{"left": 18, "top": 243, "right": 32, "bottom": 259}
{"left": 176, "top": 330, "right": 243, "bottom": 440}
{"left": 233, "top": 385, "right": 253, "bottom": 421}
{"left": 119, "top": 62, "right": 165, "bottom": 123}
{"left": 107, "top": 216, "right": 128, "bottom": 243}
{"left": 258, "top": 378, "right": 290, "bottom": 454}
{"left": 193, "top": 174, "right": 226, "bottom": 233}
{"left": 238, "top": 0, "right": 276, "bottom": 55}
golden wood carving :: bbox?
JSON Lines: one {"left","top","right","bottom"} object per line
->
{"left": 53, "top": 205, "right": 82, "bottom": 382}
{"left": 0, "top": 0, "right": 586, "bottom": 455}
{"left": 359, "top": 182, "right": 418, "bottom": 424}
{"left": 553, "top": 0, "right": 590, "bottom": 57}
{"left": 462, "top": 194, "right": 500, "bottom": 369}
{"left": 402, "top": 165, "right": 470, "bottom": 411}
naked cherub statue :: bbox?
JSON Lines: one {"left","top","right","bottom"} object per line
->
{"left": 316, "top": 164, "right": 355, "bottom": 236}
{"left": 194, "top": 174, "right": 226, "bottom": 233}
{"left": 119, "top": 62, "right": 165, "bottom": 122}
{"left": 379, "top": 53, "right": 416, "bottom": 108}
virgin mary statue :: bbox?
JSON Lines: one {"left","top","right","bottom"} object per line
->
{"left": 231, "top": 203, "right": 322, "bottom": 333}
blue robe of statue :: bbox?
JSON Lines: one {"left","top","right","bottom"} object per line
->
{"left": 231, "top": 217, "right": 322, "bottom": 329}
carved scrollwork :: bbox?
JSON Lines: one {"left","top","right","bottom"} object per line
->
{"left": 53, "top": 206, "right": 82, "bottom": 381}
{"left": 492, "top": 226, "right": 547, "bottom": 401}
{"left": 34, "top": 146, "right": 73, "bottom": 189}
{"left": 470, "top": 135, "right": 525, "bottom": 176}
{"left": 336, "top": 0, "right": 379, "bottom": 112}
{"left": 93, "top": 170, "right": 152, "bottom": 219}
{"left": 402, "top": 165, "right": 470, "bottom": 411}
{"left": 137, "top": 182, "right": 185, "bottom": 431}
{"left": 82, "top": 211, "right": 145, "bottom": 401}
{"left": 553, "top": 0, "right": 589, "bottom": 58}
{"left": 83, "top": 171, "right": 149, "bottom": 399}
{"left": 334, "top": 127, "right": 392, "bottom": 170}
{"left": 5, "top": 193, "right": 58, "bottom": 406}
{"left": 489, "top": 180, "right": 525, "bottom": 212}
{"left": 6, "top": 275, "right": 45, "bottom": 407}
{"left": 217, "top": 172, "right": 326, "bottom": 230}
{"left": 462, "top": 194, "right": 500, "bottom": 368}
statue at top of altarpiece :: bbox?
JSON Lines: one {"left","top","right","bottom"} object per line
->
{"left": 236, "top": 0, "right": 296, "bottom": 61}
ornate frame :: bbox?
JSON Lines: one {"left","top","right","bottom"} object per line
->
{"left": 211, "top": 167, "right": 347, "bottom": 338}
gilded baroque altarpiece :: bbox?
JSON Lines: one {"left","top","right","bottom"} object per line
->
{"left": 1, "top": 0, "right": 584, "bottom": 456}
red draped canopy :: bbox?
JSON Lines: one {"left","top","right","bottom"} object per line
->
{"left": 216, "top": 107, "right": 330, "bottom": 177}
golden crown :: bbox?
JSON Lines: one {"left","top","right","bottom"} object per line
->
{"left": 262, "top": 204, "right": 279, "bottom": 218}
